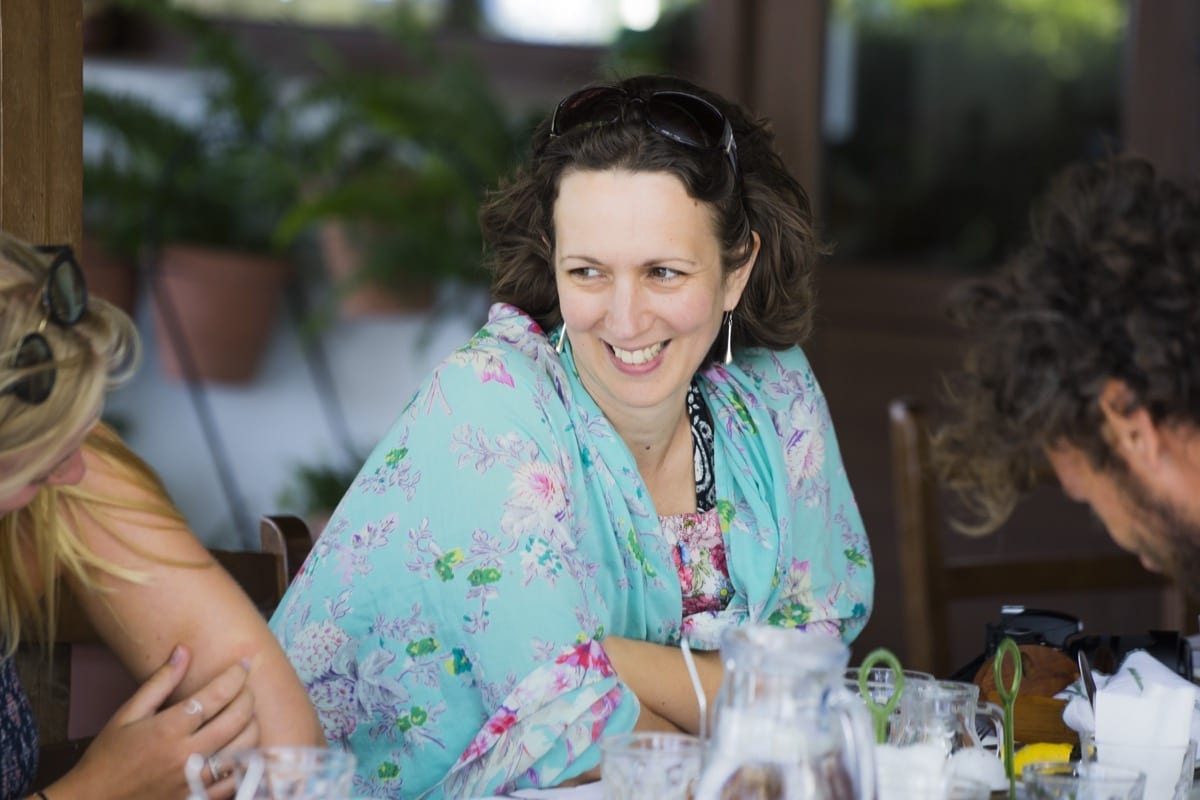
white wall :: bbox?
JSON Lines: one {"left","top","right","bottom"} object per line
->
{"left": 106, "top": 282, "right": 485, "bottom": 549}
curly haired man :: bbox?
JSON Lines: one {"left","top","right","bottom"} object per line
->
{"left": 935, "top": 156, "right": 1200, "bottom": 597}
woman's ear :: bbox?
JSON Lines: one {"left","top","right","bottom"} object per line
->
{"left": 724, "top": 231, "right": 760, "bottom": 311}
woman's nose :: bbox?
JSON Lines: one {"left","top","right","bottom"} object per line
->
{"left": 606, "top": 282, "right": 649, "bottom": 337}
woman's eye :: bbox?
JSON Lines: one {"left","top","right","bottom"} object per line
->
{"left": 569, "top": 266, "right": 602, "bottom": 279}
{"left": 649, "top": 266, "right": 682, "bottom": 281}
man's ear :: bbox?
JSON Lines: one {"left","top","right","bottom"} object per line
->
{"left": 1098, "top": 379, "right": 1162, "bottom": 469}
{"left": 1044, "top": 442, "right": 1089, "bottom": 501}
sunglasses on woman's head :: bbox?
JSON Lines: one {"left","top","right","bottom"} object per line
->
{"left": 2, "top": 245, "right": 89, "bottom": 405}
{"left": 548, "top": 86, "right": 739, "bottom": 178}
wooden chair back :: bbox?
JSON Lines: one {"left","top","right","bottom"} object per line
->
{"left": 888, "top": 396, "right": 1185, "bottom": 676}
{"left": 258, "top": 512, "right": 317, "bottom": 584}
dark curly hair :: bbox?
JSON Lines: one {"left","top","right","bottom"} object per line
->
{"left": 480, "top": 74, "right": 824, "bottom": 364}
{"left": 934, "top": 156, "right": 1200, "bottom": 534}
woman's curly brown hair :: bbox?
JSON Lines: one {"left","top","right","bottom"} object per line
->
{"left": 480, "top": 74, "right": 825, "bottom": 364}
{"left": 934, "top": 156, "right": 1200, "bottom": 534}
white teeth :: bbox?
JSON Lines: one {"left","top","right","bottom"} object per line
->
{"left": 610, "top": 342, "right": 664, "bottom": 365}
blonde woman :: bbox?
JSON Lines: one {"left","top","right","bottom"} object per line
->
{"left": 0, "top": 233, "right": 322, "bottom": 800}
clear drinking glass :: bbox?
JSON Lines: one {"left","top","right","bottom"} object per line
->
{"left": 875, "top": 770, "right": 990, "bottom": 800}
{"left": 600, "top": 732, "right": 706, "bottom": 800}
{"left": 1021, "top": 761, "right": 1146, "bottom": 799}
{"left": 844, "top": 666, "right": 934, "bottom": 740}
{"left": 228, "top": 746, "right": 357, "bottom": 800}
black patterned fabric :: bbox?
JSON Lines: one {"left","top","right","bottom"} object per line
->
{"left": 0, "top": 656, "right": 37, "bottom": 800}
{"left": 687, "top": 379, "right": 716, "bottom": 513}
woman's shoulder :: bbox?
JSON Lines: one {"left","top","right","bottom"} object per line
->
{"left": 701, "top": 345, "right": 818, "bottom": 399}
{"left": 421, "top": 304, "right": 564, "bottom": 399}
{"left": 396, "top": 303, "right": 572, "bottom": 434}
{"left": 738, "top": 343, "right": 815, "bottom": 378}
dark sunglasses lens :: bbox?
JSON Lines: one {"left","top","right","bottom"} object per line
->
{"left": 553, "top": 87, "right": 625, "bottom": 136}
{"left": 10, "top": 333, "right": 54, "bottom": 404}
{"left": 45, "top": 251, "right": 87, "bottom": 325}
{"left": 647, "top": 92, "right": 726, "bottom": 149}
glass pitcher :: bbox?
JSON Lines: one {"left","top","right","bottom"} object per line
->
{"left": 889, "top": 680, "right": 1007, "bottom": 790}
{"left": 693, "top": 625, "right": 876, "bottom": 800}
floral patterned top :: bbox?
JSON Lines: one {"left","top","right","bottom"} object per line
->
{"left": 270, "top": 303, "right": 874, "bottom": 799}
{"left": 668, "top": 383, "right": 734, "bottom": 623}
{"left": 664, "top": 508, "right": 733, "bottom": 619}
{"left": 1, "top": 657, "right": 38, "bottom": 800}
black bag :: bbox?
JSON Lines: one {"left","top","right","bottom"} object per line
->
{"left": 948, "top": 605, "right": 1193, "bottom": 682}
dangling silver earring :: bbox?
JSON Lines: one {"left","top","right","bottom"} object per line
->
{"left": 555, "top": 325, "right": 567, "bottom": 354}
{"left": 723, "top": 312, "right": 734, "bottom": 365}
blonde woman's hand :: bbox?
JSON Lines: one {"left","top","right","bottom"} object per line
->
{"left": 45, "top": 644, "right": 259, "bottom": 800}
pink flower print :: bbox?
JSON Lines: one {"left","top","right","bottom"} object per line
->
{"left": 710, "top": 543, "right": 728, "bottom": 575}
{"left": 691, "top": 519, "right": 723, "bottom": 549}
{"left": 486, "top": 707, "right": 519, "bottom": 736}
{"left": 550, "top": 670, "right": 576, "bottom": 694}
{"left": 679, "top": 565, "right": 695, "bottom": 593}
{"left": 586, "top": 685, "right": 625, "bottom": 740}
{"left": 555, "top": 640, "right": 615, "bottom": 677}
{"left": 479, "top": 358, "right": 515, "bottom": 388}
{"left": 456, "top": 732, "right": 492, "bottom": 766}
{"left": 506, "top": 462, "right": 568, "bottom": 531}
{"left": 671, "top": 545, "right": 683, "bottom": 570}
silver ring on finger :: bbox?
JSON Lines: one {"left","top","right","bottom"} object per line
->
{"left": 208, "top": 753, "right": 225, "bottom": 781}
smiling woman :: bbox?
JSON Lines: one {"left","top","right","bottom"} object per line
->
{"left": 270, "top": 73, "right": 874, "bottom": 799}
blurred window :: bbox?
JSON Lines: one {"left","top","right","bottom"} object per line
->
{"left": 823, "top": 0, "right": 1127, "bottom": 268}
{"left": 170, "top": 0, "right": 682, "bottom": 42}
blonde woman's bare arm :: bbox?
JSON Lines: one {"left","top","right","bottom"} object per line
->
{"left": 66, "top": 443, "right": 324, "bottom": 748}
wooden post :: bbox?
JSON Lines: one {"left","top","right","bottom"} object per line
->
{"left": 696, "top": 0, "right": 829, "bottom": 219}
{"left": 1123, "top": 0, "right": 1200, "bottom": 182}
{"left": 2, "top": 1, "right": 83, "bottom": 744}
{"left": 0, "top": 0, "right": 83, "bottom": 251}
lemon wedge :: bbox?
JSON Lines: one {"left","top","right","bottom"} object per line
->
{"left": 1012, "top": 742, "right": 1075, "bottom": 774}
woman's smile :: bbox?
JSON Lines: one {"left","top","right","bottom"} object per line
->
{"left": 607, "top": 339, "right": 668, "bottom": 369}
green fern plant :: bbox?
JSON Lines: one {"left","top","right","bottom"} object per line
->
{"left": 83, "top": 0, "right": 306, "bottom": 256}
{"left": 275, "top": 12, "right": 533, "bottom": 297}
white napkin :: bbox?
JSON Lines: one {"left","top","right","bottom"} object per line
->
{"left": 1060, "top": 650, "right": 1198, "bottom": 799}
{"left": 1060, "top": 650, "right": 1200, "bottom": 743}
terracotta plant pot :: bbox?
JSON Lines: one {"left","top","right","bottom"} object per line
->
{"left": 319, "top": 223, "right": 436, "bottom": 316}
{"left": 151, "top": 244, "right": 289, "bottom": 384}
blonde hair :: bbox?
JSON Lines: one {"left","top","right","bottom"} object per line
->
{"left": 0, "top": 233, "right": 182, "bottom": 656}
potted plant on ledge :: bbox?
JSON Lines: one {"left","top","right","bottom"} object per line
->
{"left": 84, "top": 1, "right": 304, "bottom": 383}
{"left": 276, "top": 14, "right": 530, "bottom": 322}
